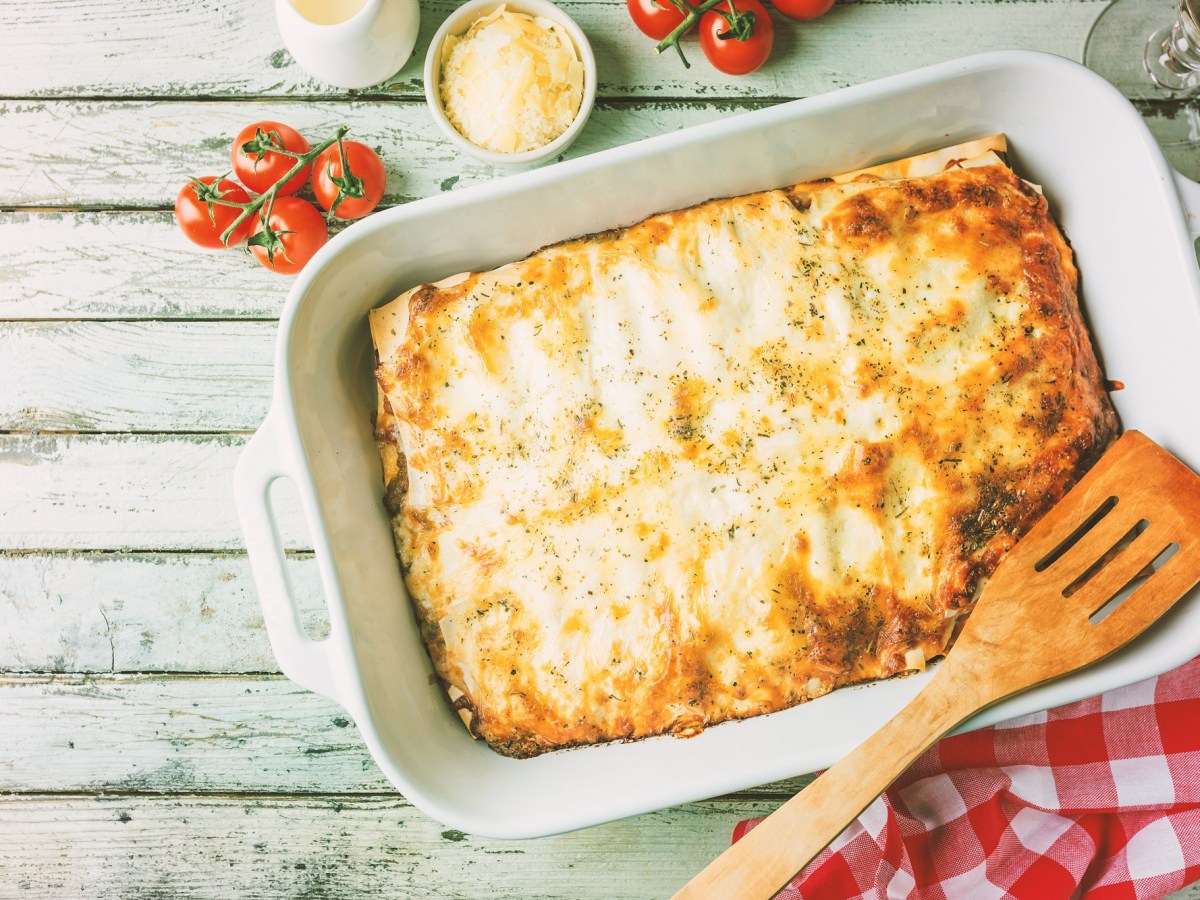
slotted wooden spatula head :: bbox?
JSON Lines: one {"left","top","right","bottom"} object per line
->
{"left": 674, "top": 431, "right": 1200, "bottom": 900}
{"left": 955, "top": 429, "right": 1200, "bottom": 692}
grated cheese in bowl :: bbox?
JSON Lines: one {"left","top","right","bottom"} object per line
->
{"left": 439, "top": 5, "right": 586, "bottom": 155}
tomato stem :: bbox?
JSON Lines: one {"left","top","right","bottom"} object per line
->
{"left": 213, "top": 124, "right": 351, "bottom": 245}
{"left": 246, "top": 191, "right": 293, "bottom": 266}
{"left": 654, "top": 0, "right": 726, "bottom": 65}
{"left": 322, "top": 135, "right": 367, "bottom": 220}
{"left": 714, "top": 0, "right": 755, "bottom": 41}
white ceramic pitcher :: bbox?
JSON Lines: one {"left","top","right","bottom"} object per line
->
{"left": 274, "top": 0, "right": 420, "bottom": 90}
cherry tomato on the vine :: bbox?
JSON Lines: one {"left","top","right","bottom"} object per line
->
{"left": 312, "top": 141, "right": 386, "bottom": 220}
{"left": 174, "top": 176, "right": 253, "bottom": 249}
{"left": 700, "top": 0, "right": 774, "bottom": 75}
{"left": 627, "top": 0, "right": 689, "bottom": 40}
{"left": 231, "top": 121, "right": 312, "bottom": 196}
{"left": 770, "top": 0, "right": 834, "bottom": 20}
{"left": 248, "top": 197, "right": 328, "bottom": 275}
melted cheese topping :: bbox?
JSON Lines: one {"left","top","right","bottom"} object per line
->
{"left": 439, "top": 5, "right": 585, "bottom": 154}
{"left": 371, "top": 142, "right": 1117, "bottom": 757}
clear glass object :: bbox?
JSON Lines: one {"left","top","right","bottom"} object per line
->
{"left": 1086, "top": 0, "right": 1200, "bottom": 246}
{"left": 1085, "top": 0, "right": 1200, "bottom": 98}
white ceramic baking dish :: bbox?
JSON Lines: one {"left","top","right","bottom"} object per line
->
{"left": 236, "top": 50, "right": 1200, "bottom": 839}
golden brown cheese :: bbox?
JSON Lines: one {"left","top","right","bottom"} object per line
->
{"left": 370, "top": 138, "right": 1118, "bottom": 758}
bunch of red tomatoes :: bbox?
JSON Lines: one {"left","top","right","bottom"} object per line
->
{"left": 174, "top": 121, "right": 386, "bottom": 275}
{"left": 628, "top": 0, "right": 834, "bottom": 75}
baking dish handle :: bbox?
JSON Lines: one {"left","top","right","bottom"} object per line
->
{"left": 1173, "top": 169, "right": 1200, "bottom": 241}
{"left": 235, "top": 411, "right": 342, "bottom": 702}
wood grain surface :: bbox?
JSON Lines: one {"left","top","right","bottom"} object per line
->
{"left": 0, "top": 434, "right": 309, "bottom": 551}
{"left": 2, "top": 101, "right": 1197, "bottom": 209}
{"left": 0, "top": 796, "right": 784, "bottom": 900}
{"left": 0, "top": 0, "right": 1101, "bottom": 99}
{"left": 3, "top": 0, "right": 1200, "bottom": 896}
{"left": 0, "top": 553, "right": 319, "bottom": 672}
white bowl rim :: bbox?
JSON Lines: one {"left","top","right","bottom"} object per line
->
{"left": 422, "top": 0, "right": 598, "bottom": 167}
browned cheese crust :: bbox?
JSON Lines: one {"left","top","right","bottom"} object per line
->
{"left": 370, "top": 139, "right": 1118, "bottom": 758}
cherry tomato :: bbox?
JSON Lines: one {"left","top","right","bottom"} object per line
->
{"left": 248, "top": 197, "right": 328, "bottom": 275}
{"left": 770, "top": 0, "right": 833, "bottom": 19}
{"left": 231, "top": 121, "right": 312, "bottom": 196}
{"left": 312, "top": 141, "right": 386, "bottom": 220}
{"left": 700, "top": 0, "right": 774, "bottom": 75}
{"left": 174, "top": 176, "right": 253, "bottom": 249}
{"left": 627, "top": 0, "right": 689, "bottom": 40}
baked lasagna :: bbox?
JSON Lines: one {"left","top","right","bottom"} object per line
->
{"left": 370, "top": 136, "right": 1118, "bottom": 758}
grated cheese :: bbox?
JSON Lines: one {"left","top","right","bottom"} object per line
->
{"left": 439, "top": 5, "right": 585, "bottom": 154}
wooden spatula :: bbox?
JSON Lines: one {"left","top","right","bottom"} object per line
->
{"left": 675, "top": 430, "right": 1200, "bottom": 900}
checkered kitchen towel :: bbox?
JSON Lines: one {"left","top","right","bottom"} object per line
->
{"left": 733, "top": 656, "right": 1200, "bottom": 899}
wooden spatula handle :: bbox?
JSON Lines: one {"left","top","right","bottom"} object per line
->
{"left": 673, "top": 662, "right": 990, "bottom": 900}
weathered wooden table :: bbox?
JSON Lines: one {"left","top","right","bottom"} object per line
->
{"left": 3, "top": 1, "right": 1199, "bottom": 896}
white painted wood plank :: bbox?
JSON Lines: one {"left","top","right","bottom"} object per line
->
{"left": 0, "top": 675, "right": 813, "bottom": 796}
{"left": 0, "top": 434, "right": 309, "bottom": 551}
{"left": 0, "top": 793, "right": 1196, "bottom": 899}
{"left": 0, "top": 552, "right": 323, "bottom": 673}
{"left": 0, "top": 321, "right": 274, "bottom": 432}
{"left": 0, "top": 676, "right": 379, "bottom": 793}
{"left": 0, "top": 100, "right": 736, "bottom": 208}
{"left": 0, "top": 212, "right": 294, "bottom": 320}
{"left": 0, "top": 0, "right": 1104, "bottom": 100}
{"left": 8, "top": 99, "right": 1200, "bottom": 212}
{"left": 1147, "top": 102, "right": 1200, "bottom": 183}
{"left": 0, "top": 794, "right": 782, "bottom": 899}
{"left": 2, "top": 677, "right": 1197, "bottom": 898}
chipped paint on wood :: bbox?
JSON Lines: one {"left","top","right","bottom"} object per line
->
{"left": 0, "top": 212, "right": 291, "bottom": 320}
{"left": 0, "top": 674, "right": 816, "bottom": 797}
{"left": 9, "top": 99, "right": 1199, "bottom": 208}
{"left": 0, "top": 101, "right": 728, "bottom": 207}
{"left": 0, "top": 793, "right": 1192, "bottom": 899}
{"left": 0, "top": 795, "right": 786, "bottom": 899}
{"left": 0, "top": 552, "right": 325, "bottom": 673}
{"left": 0, "top": 321, "right": 275, "bottom": 431}
{"left": 0, "top": 434, "right": 308, "bottom": 551}
{"left": 0, "top": 677, "right": 376, "bottom": 793}
{"left": 0, "top": 0, "right": 1104, "bottom": 101}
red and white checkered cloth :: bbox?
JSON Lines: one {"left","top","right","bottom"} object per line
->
{"left": 734, "top": 656, "right": 1200, "bottom": 900}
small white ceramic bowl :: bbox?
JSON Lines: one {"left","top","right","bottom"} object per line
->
{"left": 423, "top": 0, "right": 597, "bottom": 167}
